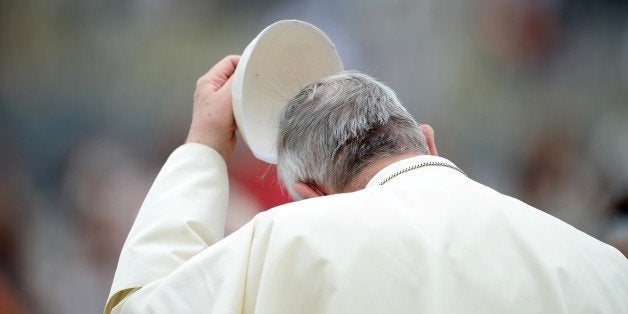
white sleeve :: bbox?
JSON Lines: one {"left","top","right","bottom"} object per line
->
{"left": 109, "top": 222, "right": 257, "bottom": 314}
{"left": 105, "top": 143, "right": 250, "bottom": 313}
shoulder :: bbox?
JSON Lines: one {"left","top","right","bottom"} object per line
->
{"left": 257, "top": 190, "right": 371, "bottom": 224}
{"left": 247, "top": 188, "right": 397, "bottom": 244}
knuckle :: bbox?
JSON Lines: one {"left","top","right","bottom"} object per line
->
{"left": 196, "top": 77, "right": 205, "bottom": 87}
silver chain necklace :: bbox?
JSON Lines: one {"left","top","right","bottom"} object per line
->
{"left": 378, "top": 161, "right": 468, "bottom": 185}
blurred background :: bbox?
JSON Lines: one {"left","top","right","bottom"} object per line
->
{"left": 1, "top": 0, "right": 627, "bottom": 312}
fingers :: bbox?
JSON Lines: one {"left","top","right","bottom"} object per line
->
{"left": 208, "top": 55, "right": 240, "bottom": 78}
{"left": 211, "top": 64, "right": 238, "bottom": 112}
{"left": 198, "top": 55, "right": 241, "bottom": 91}
{"left": 214, "top": 74, "right": 234, "bottom": 101}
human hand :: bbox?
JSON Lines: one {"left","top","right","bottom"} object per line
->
{"left": 186, "top": 55, "right": 240, "bottom": 161}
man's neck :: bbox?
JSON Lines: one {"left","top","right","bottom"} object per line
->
{"left": 341, "top": 152, "right": 422, "bottom": 193}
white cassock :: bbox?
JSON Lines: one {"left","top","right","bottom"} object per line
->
{"left": 105, "top": 143, "right": 628, "bottom": 314}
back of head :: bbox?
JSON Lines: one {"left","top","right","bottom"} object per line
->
{"left": 277, "top": 71, "right": 429, "bottom": 199}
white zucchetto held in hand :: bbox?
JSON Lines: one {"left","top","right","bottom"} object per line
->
{"left": 231, "top": 20, "right": 344, "bottom": 164}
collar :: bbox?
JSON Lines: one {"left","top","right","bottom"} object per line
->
{"left": 365, "top": 155, "right": 466, "bottom": 188}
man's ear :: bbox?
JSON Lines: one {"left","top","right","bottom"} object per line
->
{"left": 420, "top": 124, "right": 438, "bottom": 156}
{"left": 293, "top": 182, "right": 326, "bottom": 200}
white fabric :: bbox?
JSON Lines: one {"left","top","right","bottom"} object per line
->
{"left": 106, "top": 143, "right": 628, "bottom": 314}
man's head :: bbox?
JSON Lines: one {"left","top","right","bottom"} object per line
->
{"left": 277, "top": 71, "right": 437, "bottom": 200}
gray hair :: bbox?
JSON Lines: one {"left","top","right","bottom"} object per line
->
{"left": 276, "top": 71, "right": 428, "bottom": 200}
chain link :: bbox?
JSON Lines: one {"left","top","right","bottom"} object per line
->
{"left": 379, "top": 161, "right": 468, "bottom": 185}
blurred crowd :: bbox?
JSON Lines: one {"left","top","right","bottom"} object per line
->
{"left": 1, "top": 0, "right": 627, "bottom": 313}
